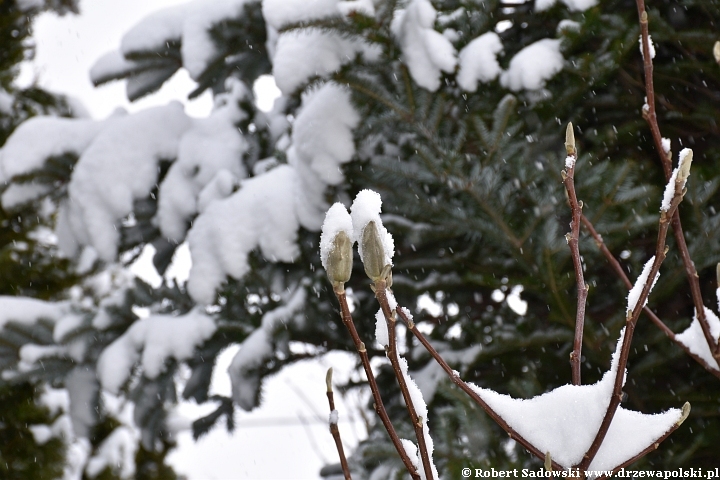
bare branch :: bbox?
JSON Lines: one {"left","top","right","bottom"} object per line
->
{"left": 562, "top": 123, "right": 589, "bottom": 385}
{"left": 325, "top": 368, "right": 352, "bottom": 480}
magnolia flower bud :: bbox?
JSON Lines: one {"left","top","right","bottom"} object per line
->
{"left": 565, "top": 122, "right": 576, "bottom": 156}
{"left": 326, "top": 231, "right": 353, "bottom": 287}
{"left": 361, "top": 221, "right": 386, "bottom": 281}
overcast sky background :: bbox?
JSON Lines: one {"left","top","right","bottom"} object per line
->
{"left": 17, "top": 1, "right": 366, "bottom": 478}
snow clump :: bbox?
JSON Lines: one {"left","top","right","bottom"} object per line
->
{"left": 500, "top": 38, "right": 564, "bottom": 92}
{"left": 457, "top": 32, "right": 504, "bottom": 92}
{"left": 391, "top": 0, "right": 457, "bottom": 92}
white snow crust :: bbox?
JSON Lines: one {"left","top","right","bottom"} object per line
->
{"left": 186, "top": 83, "right": 358, "bottom": 303}
{"left": 660, "top": 148, "right": 692, "bottom": 212}
{"left": 97, "top": 309, "right": 216, "bottom": 394}
{"left": 350, "top": 189, "right": 394, "bottom": 268}
{"left": 0, "top": 296, "right": 68, "bottom": 330}
{"left": 263, "top": 0, "right": 339, "bottom": 30}
{"left": 374, "top": 290, "right": 397, "bottom": 348}
{"left": 500, "top": 38, "right": 563, "bottom": 92}
{"left": 85, "top": 426, "right": 138, "bottom": 479}
{"left": 626, "top": 256, "right": 659, "bottom": 316}
{"left": 0, "top": 116, "right": 109, "bottom": 209}
{"left": 272, "top": 29, "right": 379, "bottom": 95}
{"left": 319, "top": 202, "right": 354, "bottom": 270}
{"left": 535, "top": 0, "right": 598, "bottom": 11}
{"left": 228, "top": 286, "right": 306, "bottom": 410}
{"left": 89, "top": 51, "right": 137, "bottom": 85}
{"left": 398, "top": 355, "right": 438, "bottom": 480}
{"left": 391, "top": 0, "right": 457, "bottom": 92}
{"left": 157, "top": 79, "right": 249, "bottom": 241}
{"left": 662, "top": 137, "right": 671, "bottom": 154}
{"left": 639, "top": 34, "right": 656, "bottom": 60}
{"left": 676, "top": 307, "right": 720, "bottom": 371}
{"left": 329, "top": 409, "right": 339, "bottom": 425}
{"left": 59, "top": 103, "right": 191, "bottom": 261}
{"left": 470, "top": 330, "right": 682, "bottom": 469}
{"left": 120, "top": 3, "right": 188, "bottom": 56}
{"left": 456, "top": 32, "right": 504, "bottom": 92}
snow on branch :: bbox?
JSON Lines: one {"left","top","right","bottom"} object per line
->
{"left": 186, "top": 82, "right": 358, "bottom": 303}
{"left": 391, "top": 0, "right": 457, "bottom": 92}
{"left": 626, "top": 256, "right": 660, "bottom": 317}
{"left": 660, "top": 148, "right": 693, "bottom": 212}
{"left": 228, "top": 285, "right": 306, "bottom": 410}
{"left": 97, "top": 309, "right": 216, "bottom": 394}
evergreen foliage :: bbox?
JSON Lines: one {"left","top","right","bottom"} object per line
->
{"left": 0, "top": 0, "right": 719, "bottom": 476}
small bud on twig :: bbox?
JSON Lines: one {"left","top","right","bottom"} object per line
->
{"left": 326, "top": 367, "right": 333, "bottom": 393}
{"left": 714, "top": 41, "right": 720, "bottom": 65}
{"left": 565, "top": 123, "right": 576, "bottom": 156}
{"left": 676, "top": 402, "right": 691, "bottom": 426}
{"left": 361, "top": 221, "right": 387, "bottom": 282}
{"left": 544, "top": 452, "right": 552, "bottom": 472}
{"left": 326, "top": 231, "right": 354, "bottom": 289}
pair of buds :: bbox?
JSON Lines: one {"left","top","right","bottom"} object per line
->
{"left": 326, "top": 220, "right": 391, "bottom": 291}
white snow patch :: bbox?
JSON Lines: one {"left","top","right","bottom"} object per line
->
{"left": 661, "top": 137, "right": 671, "bottom": 154}
{"left": 329, "top": 409, "right": 339, "bottom": 425}
{"left": 565, "top": 155, "right": 575, "bottom": 170}
{"left": 351, "top": 189, "right": 395, "bottom": 268}
{"left": 535, "top": 0, "right": 597, "bottom": 11}
{"left": 660, "top": 148, "right": 692, "bottom": 212}
{"left": 626, "top": 256, "right": 659, "bottom": 316}
{"left": 470, "top": 330, "right": 681, "bottom": 469}
{"left": 676, "top": 307, "right": 720, "bottom": 371}
{"left": 60, "top": 103, "right": 191, "bottom": 260}
{"left": 120, "top": 3, "right": 188, "bottom": 56}
{"left": 391, "top": 0, "right": 457, "bottom": 92}
{"left": 263, "top": 0, "right": 339, "bottom": 30}
{"left": 85, "top": 426, "right": 138, "bottom": 479}
{"left": 158, "top": 80, "right": 249, "bottom": 241}
{"left": 374, "top": 291, "right": 397, "bottom": 348}
{"left": 185, "top": 83, "right": 358, "bottom": 302}
{"left": 500, "top": 38, "right": 563, "bottom": 92}
{"left": 639, "top": 34, "right": 656, "bottom": 60}
{"left": 0, "top": 297, "right": 68, "bottom": 330}
{"left": 0, "top": 116, "right": 109, "bottom": 209}
{"left": 456, "top": 32, "right": 503, "bottom": 92}
{"left": 272, "top": 29, "right": 378, "bottom": 95}
{"left": 97, "top": 309, "right": 216, "bottom": 394}
{"left": 320, "top": 202, "right": 354, "bottom": 271}
{"left": 228, "top": 287, "right": 306, "bottom": 409}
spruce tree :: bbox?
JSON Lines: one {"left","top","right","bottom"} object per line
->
{"left": 0, "top": 0, "right": 718, "bottom": 477}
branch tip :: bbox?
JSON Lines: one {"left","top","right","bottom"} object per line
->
{"left": 677, "top": 402, "right": 691, "bottom": 426}
{"left": 544, "top": 452, "right": 552, "bottom": 472}
{"left": 714, "top": 41, "right": 720, "bottom": 64}
{"left": 326, "top": 367, "right": 334, "bottom": 393}
{"left": 565, "top": 123, "right": 576, "bottom": 155}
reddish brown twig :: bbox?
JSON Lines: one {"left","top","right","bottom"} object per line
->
{"left": 562, "top": 124, "right": 589, "bottom": 386}
{"left": 325, "top": 368, "right": 352, "bottom": 480}
{"left": 581, "top": 214, "right": 720, "bottom": 379}
{"left": 334, "top": 289, "right": 420, "bottom": 479}
{"left": 395, "top": 307, "right": 566, "bottom": 471}
{"left": 375, "top": 279, "right": 434, "bottom": 480}
{"left": 578, "top": 178, "right": 687, "bottom": 470}
{"left": 635, "top": 0, "right": 719, "bottom": 360}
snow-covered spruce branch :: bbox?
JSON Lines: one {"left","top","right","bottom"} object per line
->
{"left": 561, "top": 123, "right": 588, "bottom": 386}
{"left": 635, "top": 0, "right": 720, "bottom": 363}
{"left": 325, "top": 368, "right": 351, "bottom": 480}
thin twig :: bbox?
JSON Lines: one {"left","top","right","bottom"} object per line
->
{"left": 334, "top": 289, "right": 420, "bottom": 479}
{"left": 578, "top": 179, "right": 687, "bottom": 470}
{"left": 375, "top": 279, "right": 434, "bottom": 480}
{"left": 635, "top": 0, "right": 719, "bottom": 360}
{"left": 326, "top": 368, "right": 352, "bottom": 480}
{"left": 395, "top": 307, "right": 566, "bottom": 471}
{"left": 581, "top": 214, "right": 720, "bottom": 379}
{"left": 562, "top": 123, "right": 589, "bottom": 385}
